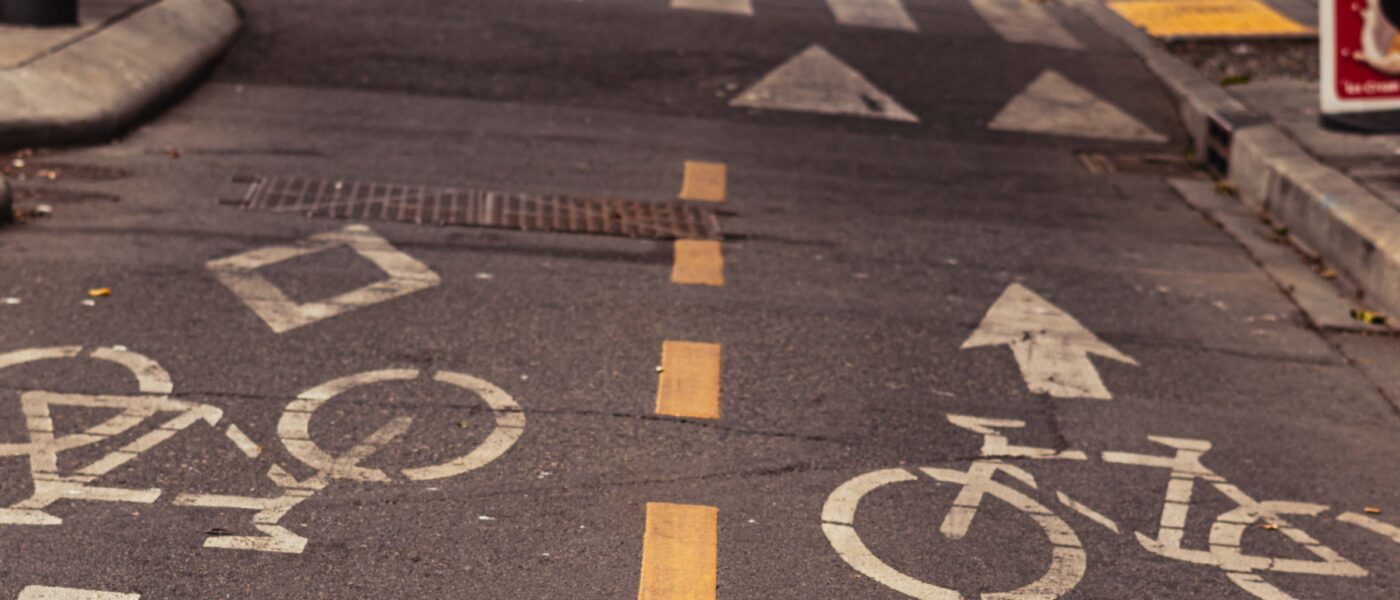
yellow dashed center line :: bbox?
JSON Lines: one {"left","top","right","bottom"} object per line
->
{"left": 679, "top": 161, "right": 727, "bottom": 203}
{"left": 656, "top": 340, "right": 722, "bottom": 419}
{"left": 638, "top": 502, "right": 719, "bottom": 600}
{"left": 672, "top": 240, "right": 724, "bottom": 287}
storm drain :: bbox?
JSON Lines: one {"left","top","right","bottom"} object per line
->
{"left": 224, "top": 175, "right": 722, "bottom": 240}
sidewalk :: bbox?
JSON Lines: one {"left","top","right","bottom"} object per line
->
{"left": 1076, "top": 0, "right": 1400, "bottom": 322}
{"left": 0, "top": 0, "right": 239, "bottom": 150}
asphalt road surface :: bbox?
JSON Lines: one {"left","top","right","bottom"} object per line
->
{"left": 3, "top": 0, "right": 1400, "bottom": 598}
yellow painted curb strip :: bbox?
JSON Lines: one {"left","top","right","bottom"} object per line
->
{"left": 1107, "top": 0, "right": 1312, "bottom": 38}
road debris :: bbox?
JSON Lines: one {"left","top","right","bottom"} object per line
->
{"left": 1350, "top": 310, "right": 1388, "bottom": 325}
{"left": 88, "top": 288, "right": 112, "bottom": 298}
{"left": 32, "top": 204, "right": 52, "bottom": 218}
{"left": 1365, "top": 507, "right": 1383, "bottom": 514}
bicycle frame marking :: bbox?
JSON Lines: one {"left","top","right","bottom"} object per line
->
{"left": 823, "top": 413, "right": 1395, "bottom": 600}
{"left": 0, "top": 346, "right": 524, "bottom": 555}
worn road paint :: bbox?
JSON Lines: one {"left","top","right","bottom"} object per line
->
{"left": 968, "top": 0, "right": 1082, "bottom": 49}
{"left": 638, "top": 502, "right": 719, "bottom": 600}
{"left": 823, "top": 466, "right": 1085, "bottom": 598}
{"left": 656, "top": 341, "right": 722, "bottom": 419}
{"left": 672, "top": 240, "right": 724, "bottom": 286}
{"left": 18, "top": 587, "right": 139, "bottom": 600}
{"left": 1056, "top": 491, "right": 1120, "bottom": 534}
{"left": 207, "top": 224, "right": 441, "bottom": 334}
{"left": 989, "top": 70, "right": 1167, "bottom": 142}
{"left": 1338, "top": 511, "right": 1400, "bottom": 544}
{"left": 826, "top": 0, "right": 918, "bottom": 31}
{"left": 962, "top": 283, "right": 1138, "bottom": 400}
{"left": 1107, "top": 0, "right": 1311, "bottom": 38}
{"left": 0, "top": 347, "right": 222, "bottom": 526}
{"left": 679, "top": 161, "right": 727, "bottom": 203}
{"left": 670, "top": 0, "right": 752, "bottom": 15}
{"left": 947, "top": 414, "right": 1088, "bottom": 460}
{"left": 731, "top": 45, "right": 918, "bottom": 122}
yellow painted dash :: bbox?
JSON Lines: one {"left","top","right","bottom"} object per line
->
{"left": 1107, "top": 0, "right": 1312, "bottom": 38}
{"left": 656, "top": 341, "right": 721, "bottom": 419}
{"left": 679, "top": 161, "right": 727, "bottom": 203}
{"left": 638, "top": 502, "right": 719, "bottom": 600}
{"left": 672, "top": 240, "right": 724, "bottom": 287}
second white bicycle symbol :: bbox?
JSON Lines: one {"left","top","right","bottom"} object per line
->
{"left": 823, "top": 414, "right": 1400, "bottom": 600}
{"left": 0, "top": 345, "right": 525, "bottom": 554}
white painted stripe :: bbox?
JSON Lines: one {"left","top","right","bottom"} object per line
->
{"left": 1055, "top": 491, "right": 1120, "bottom": 533}
{"left": 671, "top": 0, "right": 752, "bottom": 16}
{"left": 967, "top": 0, "right": 1082, "bottom": 50}
{"left": 989, "top": 70, "right": 1167, "bottom": 143}
{"left": 731, "top": 45, "right": 918, "bottom": 122}
{"left": 1338, "top": 511, "right": 1400, "bottom": 544}
{"left": 19, "top": 587, "right": 139, "bottom": 600}
{"left": 827, "top": 0, "right": 918, "bottom": 31}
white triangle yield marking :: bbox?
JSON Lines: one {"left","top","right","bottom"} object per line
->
{"left": 968, "top": 0, "right": 1081, "bottom": 50}
{"left": 730, "top": 45, "right": 918, "bottom": 122}
{"left": 827, "top": 0, "right": 918, "bottom": 32}
{"left": 989, "top": 70, "right": 1166, "bottom": 142}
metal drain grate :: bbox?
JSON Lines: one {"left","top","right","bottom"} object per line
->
{"left": 225, "top": 175, "right": 722, "bottom": 240}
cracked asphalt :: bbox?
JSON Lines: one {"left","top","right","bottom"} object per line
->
{"left": 2, "top": 0, "right": 1400, "bottom": 598}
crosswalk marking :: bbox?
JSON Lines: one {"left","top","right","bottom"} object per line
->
{"left": 827, "top": 0, "right": 919, "bottom": 31}
{"left": 679, "top": 161, "right": 727, "bottom": 203}
{"left": 656, "top": 341, "right": 722, "bottom": 419}
{"left": 731, "top": 45, "right": 918, "bottom": 122}
{"left": 670, "top": 0, "right": 753, "bottom": 16}
{"left": 988, "top": 70, "right": 1167, "bottom": 142}
{"left": 968, "top": 0, "right": 1082, "bottom": 49}
{"left": 638, "top": 503, "right": 719, "bottom": 600}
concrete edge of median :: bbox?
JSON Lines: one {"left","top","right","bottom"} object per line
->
{"left": 0, "top": 0, "right": 240, "bottom": 150}
{"left": 1072, "top": 0, "right": 1400, "bottom": 319}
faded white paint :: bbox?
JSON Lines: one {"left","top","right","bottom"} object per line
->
{"left": 822, "top": 464, "right": 1085, "bottom": 599}
{"left": 1055, "top": 491, "right": 1119, "bottom": 534}
{"left": 207, "top": 224, "right": 441, "bottom": 334}
{"left": 0, "top": 347, "right": 220, "bottom": 526}
{"left": 826, "top": 0, "right": 918, "bottom": 31}
{"left": 988, "top": 71, "right": 1167, "bottom": 142}
{"left": 946, "top": 414, "right": 1088, "bottom": 460}
{"left": 1338, "top": 511, "right": 1400, "bottom": 544}
{"left": 18, "top": 587, "right": 139, "bottom": 600}
{"left": 967, "top": 0, "right": 1081, "bottom": 49}
{"left": 671, "top": 0, "right": 752, "bottom": 15}
{"left": 731, "top": 45, "right": 918, "bottom": 122}
{"left": 962, "top": 283, "right": 1137, "bottom": 400}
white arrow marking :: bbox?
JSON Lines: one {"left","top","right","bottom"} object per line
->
{"left": 730, "top": 45, "right": 918, "bottom": 123}
{"left": 962, "top": 283, "right": 1137, "bottom": 400}
{"left": 988, "top": 70, "right": 1166, "bottom": 142}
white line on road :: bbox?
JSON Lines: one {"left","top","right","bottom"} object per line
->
{"left": 1055, "top": 491, "right": 1120, "bottom": 533}
{"left": 968, "top": 0, "right": 1082, "bottom": 49}
{"left": 826, "top": 0, "right": 918, "bottom": 31}
{"left": 18, "top": 587, "right": 139, "bottom": 600}
{"left": 671, "top": 0, "right": 752, "bottom": 16}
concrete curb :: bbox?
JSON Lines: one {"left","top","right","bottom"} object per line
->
{"left": 0, "top": 0, "right": 240, "bottom": 150}
{"left": 1072, "top": 0, "right": 1400, "bottom": 318}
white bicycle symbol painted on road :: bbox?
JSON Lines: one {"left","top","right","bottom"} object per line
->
{"left": 824, "top": 414, "right": 1400, "bottom": 600}
{"left": 0, "top": 345, "right": 524, "bottom": 554}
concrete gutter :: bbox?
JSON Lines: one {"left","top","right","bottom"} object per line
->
{"left": 0, "top": 0, "right": 240, "bottom": 149}
{"left": 1073, "top": 0, "right": 1400, "bottom": 318}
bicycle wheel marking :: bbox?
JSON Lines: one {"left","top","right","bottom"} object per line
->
{"left": 822, "top": 464, "right": 1086, "bottom": 600}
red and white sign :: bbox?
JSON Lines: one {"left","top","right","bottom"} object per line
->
{"left": 1322, "top": 0, "right": 1400, "bottom": 113}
